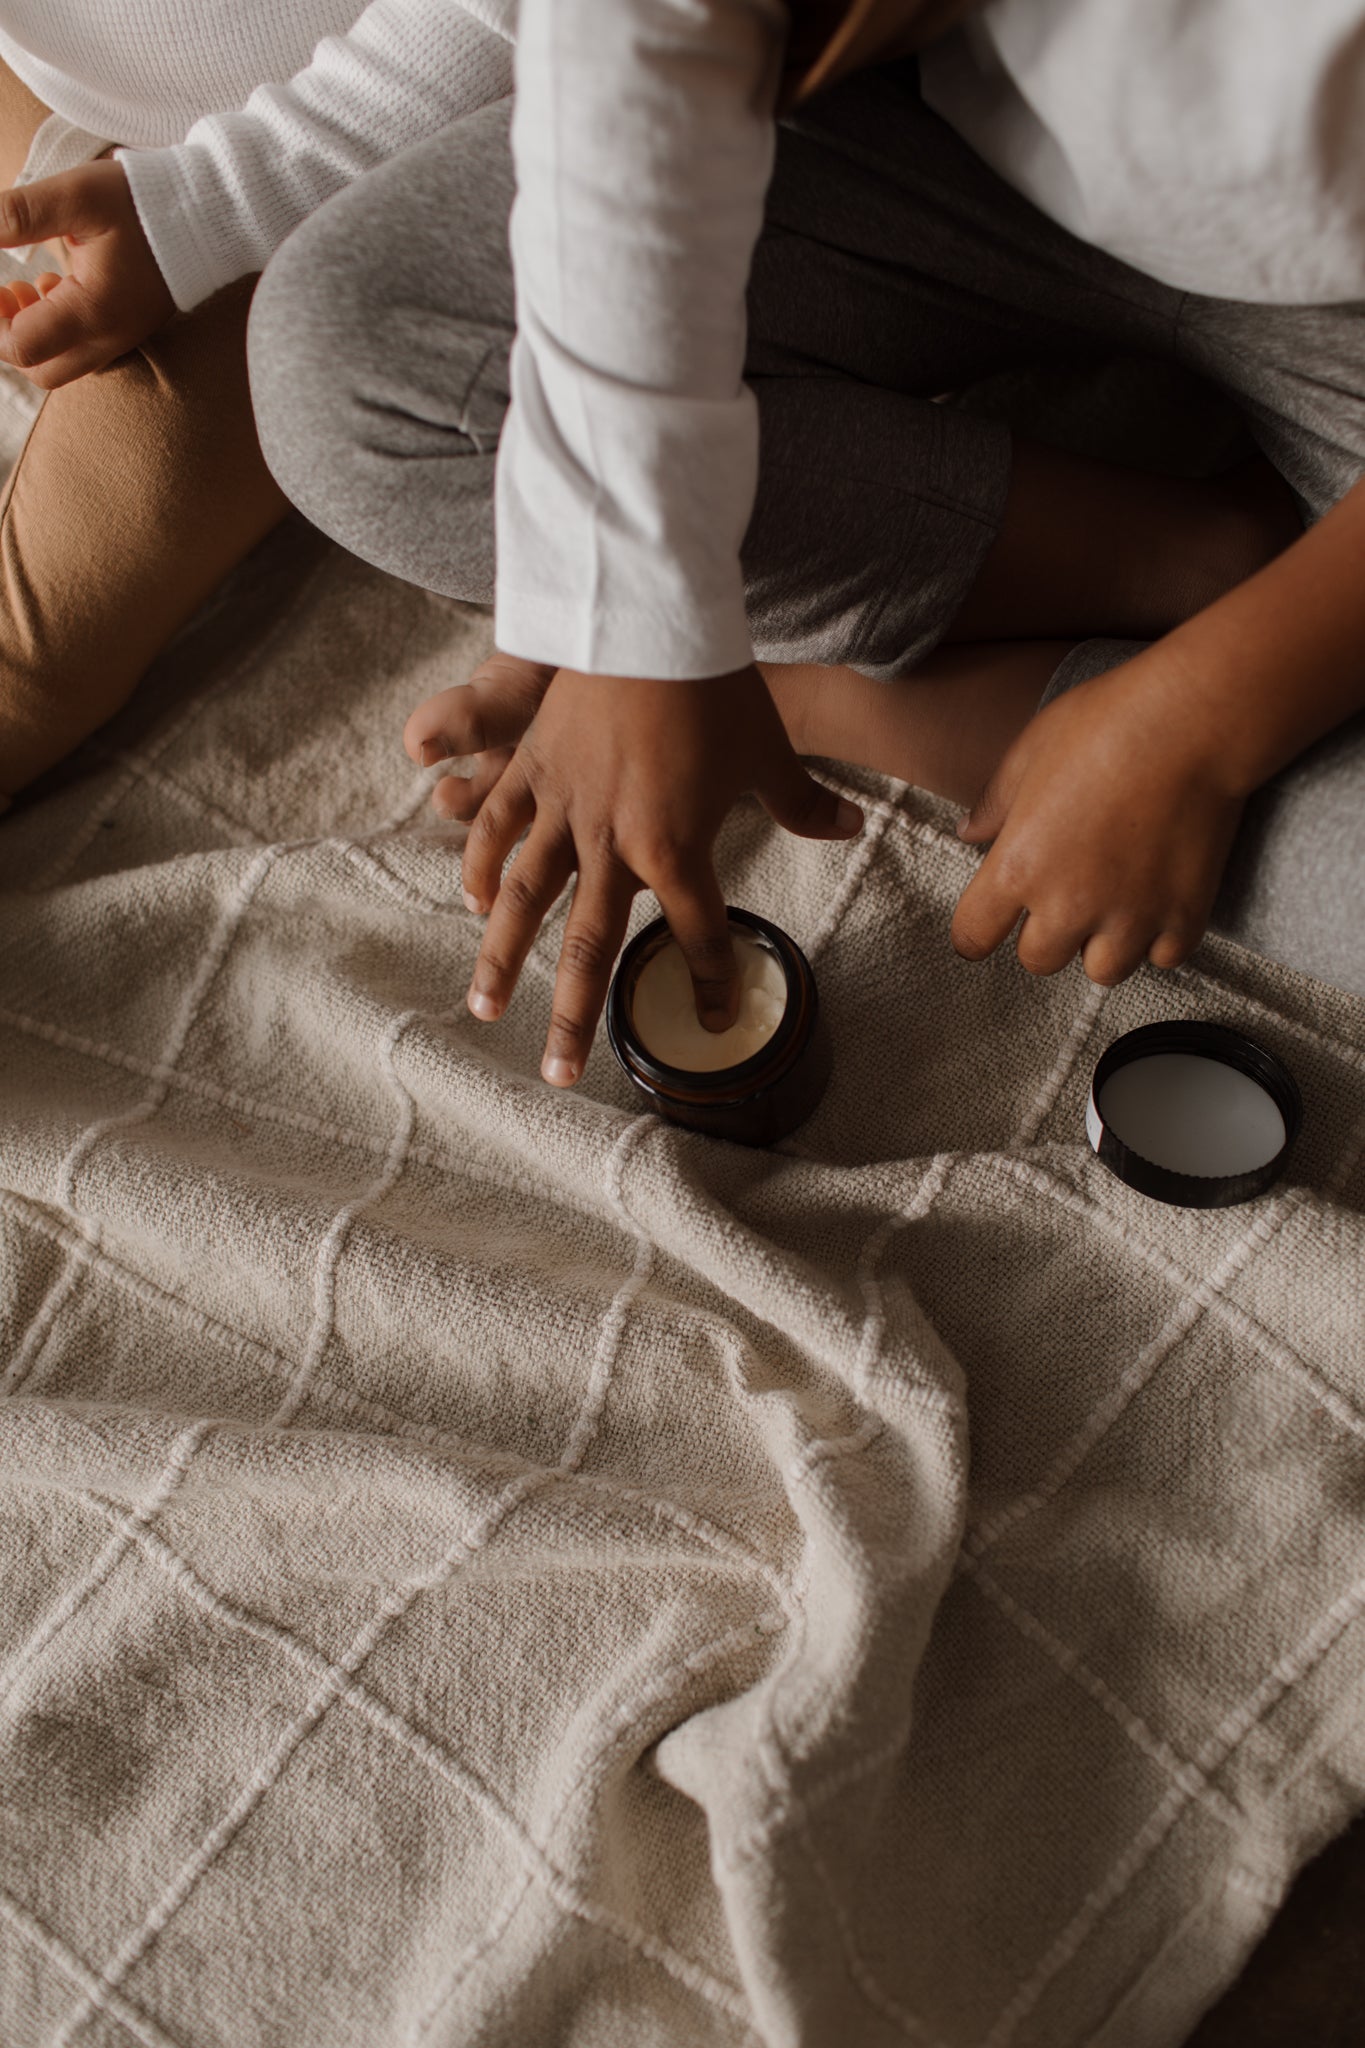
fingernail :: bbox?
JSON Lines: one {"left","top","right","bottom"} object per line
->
{"left": 835, "top": 799, "right": 863, "bottom": 834}
{"left": 420, "top": 738, "right": 452, "bottom": 768}
{"left": 462, "top": 888, "right": 483, "bottom": 914}
{"left": 468, "top": 988, "right": 498, "bottom": 1020}
{"left": 702, "top": 1006, "right": 733, "bottom": 1032}
{"left": 542, "top": 1056, "right": 578, "bottom": 1087}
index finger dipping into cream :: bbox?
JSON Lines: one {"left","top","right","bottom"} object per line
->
{"left": 632, "top": 930, "right": 787, "bottom": 1071}
{"left": 606, "top": 909, "right": 830, "bottom": 1145}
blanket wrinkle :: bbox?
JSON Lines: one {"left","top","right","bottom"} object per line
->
{"left": 2, "top": 522, "right": 1365, "bottom": 2048}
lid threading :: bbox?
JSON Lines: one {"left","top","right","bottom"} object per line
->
{"left": 1087, "top": 1020, "right": 1302, "bottom": 1209}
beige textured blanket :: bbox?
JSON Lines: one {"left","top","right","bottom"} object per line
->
{"left": 2, "top": 520, "right": 1365, "bottom": 2048}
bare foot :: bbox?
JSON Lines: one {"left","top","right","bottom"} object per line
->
{"left": 405, "top": 640, "right": 1063, "bottom": 830}
{"left": 404, "top": 652, "right": 553, "bottom": 821}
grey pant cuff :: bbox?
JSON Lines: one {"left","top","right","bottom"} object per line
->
{"left": 744, "top": 396, "right": 1012, "bottom": 680}
{"left": 846, "top": 410, "right": 1013, "bottom": 681}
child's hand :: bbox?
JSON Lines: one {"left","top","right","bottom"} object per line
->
{"left": 0, "top": 160, "right": 174, "bottom": 388}
{"left": 951, "top": 648, "right": 1246, "bottom": 986}
{"left": 456, "top": 663, "right": 863, "bottom": 1086}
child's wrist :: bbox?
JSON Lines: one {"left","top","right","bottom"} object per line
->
{"left": 1141, "top": 620, "right": 1308, "bottom": 801}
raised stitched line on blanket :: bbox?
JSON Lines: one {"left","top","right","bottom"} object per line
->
{"left": 56, "top": 845, "right": 281, "bottom": 1221}
{"left": 802, "top": 794, "right": 891, "bottom": 965}
{"left": 0, "top": 1192, "right": 789, "bottom": 1578}
{"left": 979, "top": 1567, "right": 1365, "bottom": 2046}
{"left": 960, "top": 1556, "right": 1242, "bottom": 1831}
{"left": 0, "top": 1004, "right": 625, "bottom": 1226}
{"left": 28, "top": 550, "right": 330, "bottom": 895}
{"left": 113, "top": 746, "right": 267, "bottom": 847}
{"left": 0, "top": 846, "right": 279, "bottom": 1715}
{"left": 77, "top": 1490, "right": 766, "bottom": 2032}
{"left": 45, "top": 1117, "right": 751, "bottom": 2045}
{"left": 269, "top": 1009, "right": 418, "bottom": 1430}
{"left": 735, "top": 981, "right": 1120, "bottom": 2042}
{"left": 965, "top": 1128, "right": 1365, "bottom": 1558}
{"left": 0, "top": 1883, "right": 185, "bottom": 2048}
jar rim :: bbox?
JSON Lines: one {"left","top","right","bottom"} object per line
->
{"left": 606, "top": 908, "right": 816, "bottom": 1102}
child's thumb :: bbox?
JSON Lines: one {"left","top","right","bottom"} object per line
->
{"left": 957, "top": 775, "right": 1007, "bottom": 846}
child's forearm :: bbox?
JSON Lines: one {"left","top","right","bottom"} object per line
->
{"left": 120, "top": 0, "right": 516, "bottom": 314}
{"left": 495, "top": 0, "right": 782, "bottom": 684}
{"left": 1161, "top": 472, "right": 1365, "bottom": 793}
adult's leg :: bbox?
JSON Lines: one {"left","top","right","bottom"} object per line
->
{"left": 0, "top": 61, "right": 288, "bottom": 802}
{"left": 1, "top": 275, "right": 290, "bottom": 797}
{"left": 0, "top": 57, "right": 47, "bottom": 190}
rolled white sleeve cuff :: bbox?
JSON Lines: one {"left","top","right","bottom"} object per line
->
{"left": 494, "top": 317, "right": 758, "bottom": 679}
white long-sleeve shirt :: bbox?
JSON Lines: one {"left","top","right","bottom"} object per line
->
{"left": 0, "top": 0, "right": 516, "bottom": 310}
{"left": 494, "top": 0, "right": 1365, "bottom": 682}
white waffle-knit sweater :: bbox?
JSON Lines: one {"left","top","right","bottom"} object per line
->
{"left": 0, "top": 1, "right": 516, "bottom": 310}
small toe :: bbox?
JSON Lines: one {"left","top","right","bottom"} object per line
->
{"left": 405, "top": 684, "right": 485, "bottom": 766}
{"left": 431, "top": 748, "right": 515, "bottom": 821}
{"left": 405, "top": 654, "right": 554, "bottom": 767}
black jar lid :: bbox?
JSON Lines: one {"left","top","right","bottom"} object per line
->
{"left": 1086, "top": 1020, "right": 1302, "bottom": 1208}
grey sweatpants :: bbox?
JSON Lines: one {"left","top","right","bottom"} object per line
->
{"left": 247, "top": 70, "right": 1365, "bottom": 997}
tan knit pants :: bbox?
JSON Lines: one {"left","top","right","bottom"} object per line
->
{"left": 0, "top": 59, "right": 288, "bottom": 800}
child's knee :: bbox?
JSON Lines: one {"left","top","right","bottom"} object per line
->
{"left": 247, "top": 142, "right": 513, "bottom": 593}
{"left": 248, "top": 191, "right": 390, "bottom": 529}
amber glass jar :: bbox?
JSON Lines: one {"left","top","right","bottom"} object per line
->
{"left": 605, "top": 907, "right": 830, "bottom": 1146}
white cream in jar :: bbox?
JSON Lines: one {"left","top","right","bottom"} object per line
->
{"left": 630, "top": 933, "right": 788, "bottom": 1072}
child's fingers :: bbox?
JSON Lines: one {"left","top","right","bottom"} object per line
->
{"left": 0, "top": 280, "right": 94, "bottom": 376}
{"left": 950, "top": 861, "right": 1025, "bottom": 964}
{"left": 466, "top": 822, "right": 574, "bottom": 1023}
{"left": 1081, "top": 922, "right": 1156, "bottom": 988}
{"left": 1014, "top": 910, "right": 1093, "bottom": 978}
{"left": 1147, "top": 925, "right": 1200, "bottom": 971}
{"left": 458, "top": 761, "right": 536, "bottom": 915}
{"left": 957, "top": 768, "right": 1013, "bottom": 845}
{"left": 0, "top": 273, "right": 71, "bottom": 326}
{"left": 540, "top": 863, "right": 637, "bottom": 1086}
{"left": 652, "top": 869, "right": 740, "bottom": 1031}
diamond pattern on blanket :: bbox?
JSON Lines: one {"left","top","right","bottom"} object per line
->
{"left": 2, "top": 520, "right": 1364, "bottom": 2048}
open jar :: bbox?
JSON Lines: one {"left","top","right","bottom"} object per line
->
{"left": 605, "top": 907, "right": 830, "bottom": 1146}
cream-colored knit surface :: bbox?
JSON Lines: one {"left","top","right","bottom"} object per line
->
{"left": 2, "top": 523, "right": 1364, "bottom": 2048}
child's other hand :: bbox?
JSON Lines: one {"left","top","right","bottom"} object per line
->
{"left": 950, "top": 648, "right": 1246, "bottom": 986}
{"left": 455, "top": 663, "right": 863, "bottom": 1086}
{"left": 0, "top": 160, "right": 174, "bottom": 388}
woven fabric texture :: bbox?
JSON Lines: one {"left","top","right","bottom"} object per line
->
{"left": 1, "top": 521, "right": 1364, "bottom": 2048}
